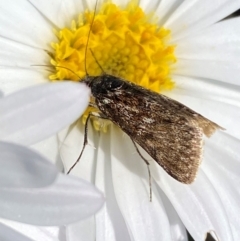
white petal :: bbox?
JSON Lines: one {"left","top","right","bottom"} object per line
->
{"left": 0, "top": 219, "right": 61, "bottom": 241}
{"left": 165, "top": 0, "right": 240, "bottom": 41}
{"left": 176, "top": 18, "right": 240, "bottom": 62}
{"left": 67, "top": 218, "right": 95, "bottom": 241}
{"left": 0, "top": 24, "right": 50, "bottom": 95}
{"left": 174, "top": 17, "right": 240, "bottom": 85}
{"left": 0, "top": 68, "right": 48, "bottom": 95}
{"left": 0, "top": 0, "right": 56, "bottom": 49}
{"left": 0, "top": 141, "right": 57, "bottom": 188}
{"left": 95, "top": 129, "right": 131, "bottom": 241}
{"left": 166, "top": 75, "right": 240, "bottom": 108}
{"left": 154, "top": 0, "right": 184, "bottom": 26}
{"left": 28, "top": 0, "right": 85, "bottom": 29}
{"left": 0, "top": 222, "right": 34, "bottom": 241}
{"left": 0, "top": 37, "right": 48, "bottom": 68}
{"left": 0, "top": 82, "right": 90, "bottom": 145}
{"left": 111, "top": 127, "right": 172, "bottom": 241}
{"left": 174, "top": 59, "right": 240, "bottom": 86}
{"left": 153, "top": 165, "right": 233, "bottom": 241}
{"left": 31, "top": 135, "right": 60, "bottom": 166}
{"left": 203, "top": 132, "right": 240, "bottom": 241}
{"left": 0, "top": 174, "right": 104, "bottom": 226}
{"left": 157, "top": 187, "right": 188, "bottom": 241}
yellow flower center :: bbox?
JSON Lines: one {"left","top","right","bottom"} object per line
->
{"left": 49, "top": 1, "right": 176, "bottom": 131}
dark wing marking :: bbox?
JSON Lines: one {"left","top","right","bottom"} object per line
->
{"left": 94, "top": 75, "right": 223, "bottom": 183}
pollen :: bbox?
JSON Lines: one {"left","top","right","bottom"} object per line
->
{"left": 50, "top": 1, "right": 176, "bottom": 129}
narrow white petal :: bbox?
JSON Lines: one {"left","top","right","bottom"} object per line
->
{"left": 165, "top": 0, "right": 240, "bottom": 41}
{"left": 0, "top": 0, "right": 56, "bottom": 49}
{"left": 205, "top": 132, "right": 240, "bottom": 179}
{"left": 176, "top": 18, "right": 240, "bottom": 62}
{"left": 167, "top": 75, "right": 240, "bottom": 108}
{"left": 157, "top": 187, "right": 188, "bottom": 241}
{"left": 203, "top": 132, "right": 240, "bottom": 241}
{"left": 0, "top": 222, "right": 34, "bottom": 241}
{"left": 154, "top": 0, "right": 184, "bottom": 26}
{"left": 0, "top": 68, "right": 48, "bottom": 95}
{"left": 0, "top": 174, "right": 104, "bottom": 226}
{"left": 28, "top": 0, "right": 85, "bottom": 29}
{"left": 174, "top": 59, "right": 240, "bottom": 86}
{"left": 153, "top": 166, "right": 233, "bottom": 241}
{"left": 111, "top": 127, "right": 172, "bottom": 241}
{"left": 0, "top": 19, "right": 51, "bottom": 95}
{"left": 0, "top": 141, "right": 57, "bottom": 188}
{"left": 0, "top": 37, "right": 48, "bottom": 68}
{"left": 0, "top": 82, "right": 90, "bottom": 145}
{"left": 95, "top": 130, "right": 131, "bottom": 241}
{"left": 174, "top": 17, "right": 240, "bottom": 85}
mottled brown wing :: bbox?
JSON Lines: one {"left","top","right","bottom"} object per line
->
{"left": 132, "top": 121, "right": 203, "bottom": 183}
{"left": 140, "top": 87, "right": 224, "bottom": 137}
{"left": 94, "top": 75, "right": 223, "bottom": 183}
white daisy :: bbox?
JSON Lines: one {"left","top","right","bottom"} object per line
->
{"left": 0, "top": 0, "right": 240, "bottom": 241}
{"left": 0, "top": 83, "right": 104, "bottom": 240}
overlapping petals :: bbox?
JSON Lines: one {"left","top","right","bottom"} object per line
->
{"left": 0, "top": 83, "right": 104, "bottom": 239}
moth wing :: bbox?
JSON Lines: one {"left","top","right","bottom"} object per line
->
{"left": 129, "top": 91, "right": 222, "bottom": 183}
{"left": 134, "top": 121, "right": 203, "bottom": 184}
{"left": 94, "top": 76, "right": 223, "bottom": 183}
{"left": 149, "top": 93, "right": 224, "bottom": 137}
{"left": 128, "top": 82, "right": 224, "bottom": 137}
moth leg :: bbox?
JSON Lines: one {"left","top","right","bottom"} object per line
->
{"left": 130, "top": 138, "right": 152, "bottom": 202}
{"left": 67, "top": 112, "right": 106, "bottom": 174}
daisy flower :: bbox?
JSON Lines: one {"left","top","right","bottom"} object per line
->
{"left": 0, "top": 0, "right": 240, "bottom": 241}
{"left": 0, "top": 83, "right": 104, "bottom": 240}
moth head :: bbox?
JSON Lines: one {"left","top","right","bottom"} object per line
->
{"left": 81, "top": 75, "right": 106, "bottom": 96}
{"left": 102, "top": 75, "right": 124, "bottom": 91}
{"left": 81, "top": 74, "right": 124, "bottom": 96}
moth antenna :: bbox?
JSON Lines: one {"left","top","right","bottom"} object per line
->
{"left": 31, "top": 64, "right": 81, "bottom": 79}
{"left": 84, "top": 0, "right": 99, "bottom": 76}
{"left": 89, "top": 48, "right": 105, "bottom": 74}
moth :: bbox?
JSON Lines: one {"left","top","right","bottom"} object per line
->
{"left": 65, "top": 1, "right": 223, "bottom": 194}
{"left": 67, "top": 73, "right": 223, "bottom": 186}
